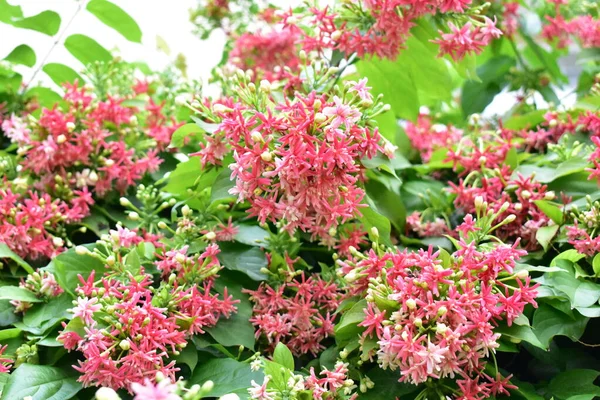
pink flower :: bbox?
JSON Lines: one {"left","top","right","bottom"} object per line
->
{"left": 248, "top": 377, "right": 275, "bottom": 400}
{"left": 71, "top": 297, "right": 102, "bottom": 326}
{"left": 131, "top": 378, "right": 181, "bottom": 400}
{"left": 322, "top": 96, "right": 362, "bottom": 131}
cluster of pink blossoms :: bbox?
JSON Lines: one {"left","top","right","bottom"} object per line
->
{"left": 0, "top": 188, "right": 89, "bottom": 259}
{"left": 451, "top": 168, "right": 555, "bottom": 250}
{"left": 338, "top": 223, "right": 538, "bottom": 399}
{"left": 229, "top": 28, "right": 301, "bottom": 83}
{"left": 279, "top": 0, "right": 502, "bottom": 61}
{"left": 404, "top": 113, "right": 463, "bottom": 163}
{"left": 196, "top": 78, "right": 389, "bottom": 242}
{"left": 58, "top": 227, "right": 237, "bottom": 392}
{"left": 249, "top": 360, "right": 357, "bottom": 400}
{"left": 245, "top": 272, "right": 341, "bottom": 356}
{"left": 542, "top": 0, "right": 600, "bottom": 48}
{"left": 10, "top": 269, "right": 63, "bottom": 312}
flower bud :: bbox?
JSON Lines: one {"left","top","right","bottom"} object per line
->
{"left": 331, "top": 30, "right": 343, "bottom": 41}
{"left": 106, "top": 255, "right": 116, "bottom": 266}
{"left": 157, "top": 221, "right": 167, "bottom": 229}
{"left": 119, "top": 340, "right": 131, "bottom": 351}
{"left": 75, "top": 246, "right": 89, "bottom": 255}
{"left": 128, "top": 211, "right": 140, "bottom": 221}
{"left": 182, "top": 204, "right": 192, "bottom": 216}
{"left": 205, "top": 231, "right": 217, "bottom": 241}
{"left": 516, "top": 269, "right": 529, "bottom": 279}
{"left": 66, "top": 122, "right": 76, "bottom": 132}
{"left": 52, "top": 237, "right": 64, "bottom": 248}
{"left": 406, "top": 298, "right": 416, "bottom": 310}
{"left": 56, "top": 134, "right": 67, "bottom": 144}
{"left": 119, "top": 197, "right": 131, "bottom": 207}
{"left": 251, "top": 131, "right": 263, "bottom": 143}
{"left": 259, "top": 80, "right": 271, "bottom": 93}
{"left": 213, "top": 103, "right": 231, "bottom": 114}
{"left": 260, "top": 151, "right": 273, "bottom": 162}
{"left": 95, "top": 387, "right": 121, "bottom": 400}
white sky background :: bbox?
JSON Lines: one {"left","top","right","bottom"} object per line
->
{"left": 0, "top": 0, "right": 226, "bottom": 89}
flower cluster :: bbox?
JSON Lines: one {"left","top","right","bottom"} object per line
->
{"left": 338, "top": 216, "right": 538, "bottom": 399}
{"left": 542, "top": 4, "right": 600, "bottom": 49}
{"left": 10, "top": 269, "right": 63, "bottom": 313}
{"left": 280, "top": 0, "right": 502, "bottom": 61}
{"left": 249, "top": 356, "right": 358, "bottom": 400}
{"left": 192, "top": 74, "right": 391, "bottom": 241}
{"left": 404, "top": 113, "right": 463, "bottom": 163}
{"left": 58, "top": 226, "right": 237, "bottom": 392}
{"left": 245, "top": 272, "right": 341, "bottom": 357}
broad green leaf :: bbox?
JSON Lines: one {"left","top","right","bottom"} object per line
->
{"left": 514, "top": 158, "right": 589, "bottom": 184}
{"left": 593, "top": 253, "right": 600, "bottom": 276}
{"left": 174, "top": 345, "right": 198, "bottom": 372}
{"left": 0, "top": 243, "right": 34, "bottom": 273}
{"left": 211, "top": 168, "right": 236, "bottom": 203}
{"left": 206, "top": 271, "right": 255, "bottom": 349}
{"left": 365, "top": 180, "right": 406, "bottom": 232}
{"left": 2, "top": 364, "right": 81, "bottom": 400}
{"left": 42, "top": 63, "right": 84, "bottom": 86}
{"left": 24, "top": 87, "right": 64, "bottom": 109}
{"left": 522, "top": 33, "right": 568, "bottom": 85}
{"left": 86, "top": 0, "right": 142, "bottom": 43}
{"left": 4, "top": 44, "right": 35, "bottom": 67}
{"left": 549, "top": 369, "right": 600, "bottom": 400}
{"left": 0, "top": 301, "right": 18, "bottom": 327}
{"left": 538, "top": 261, "right": 600, "bottom": 308}
{"left": 163, "top": 158, "right": 201, "bottom": 196}
{"left": 11, "top": 10, "right": 61, "bottom": 36}
{"left": 532, "top": 303, "right": 588, "bottom": 349}
{"left": 335, "top": 299, "right": 366, "bottom": 346}
{"left": 64, "top": 34, "right": 112, "bottom": 66}
{"left": 495, "top": 323, "right": 545, "bottom": 349}
{"left": 535, "top": 224, "right": 559, "bottom": 251}
{"left": 534, "top": 200, "right": 563, "bottom": 224}
{"left": 360, "top": 367, "right": 418, "bottom": 399}
{"left": 16, "top": 294, "right": 72, "bottom": 335}
{"left": 0, "top": 328, "right": 21, "bottom": 341}
{"left": 0, "top": 286, "right": 42, "bottom": 303}
{"left": 49, "top": 245, "right": 105, "bottom": 296}
{"left": 234, "top": 224, "right": 269, "bottom": 247}
{"left": 170, "top": 123, "right": 204, "bottom": 148}
{"left": 359, "top": 204, "right": 392, "bottom": 247}
{"left": 190, "top": 358, "right": 263, "bottom": 399}
{"left": 461, "top": 56, "right": 516, "bottom": 116}
{"left": 504, "top": 110, "right": 547, "bottom": 130}
{"left": 217, "top": 242, "right": 267, "bottom": 281}
{"left": 273, "top": 342, "right": 294, "bottom": 370}
{"left": 356, "top": 58, "right": 419, "bottom": 120}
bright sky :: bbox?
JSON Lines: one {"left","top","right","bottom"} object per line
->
{"left": 0, "top": 0, "right": 227, "bottom": 89}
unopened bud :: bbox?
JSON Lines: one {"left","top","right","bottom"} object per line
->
{"left": 157, "top": 221, "right": 167, "bottom": 229}
{"left": 95, "top": 387, "right": 121, "bottom": 400}
{"left": 259, "top": 79, "right": 271, "bottom": 93}
{"left": 75, "top": 246, "right": 89, "bottom": 255}
{"left": 516, "top": 269, "right": 529, "bottom": 279}
{"left": 119, "top": 197, "right": 131, "bottom": 207}
{"left": 119, "top": 340, "right": 130, "bottom": 351}
{"left": 66, "top": 122, "right": 76, "bottom": 132}
{"left": 205, "top": 231, "right": 217, "bottom": 241}
{"left": 56, "top": 134, "right": 67, "bottom": 144}
{"left": 52, "top": 237, "right": 64, "bottom": 247}
{"left": 406, "top": 298, "right": 417, "bottom": 310}
{"left": 260, "top": 151, "right": 273, "bottom": 162}
{"left": 128, "top": 211, "right": 140, "bottom": 221}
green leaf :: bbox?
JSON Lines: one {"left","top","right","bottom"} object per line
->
{"left": 0, "top": 301, "right": 18, "bottom": 327}
{"left": 11, "top": 10, "right": 61, "bottom": 36}
{"left": 49, "top": 245, "right": 105, "bottom": 296}
{"left": 217, "top": 242, "right": 267, "bottom": 281}
{"left": 335, "top": 299, "right": 366, "bottom": 346}
{"left": 0, "top": 286, "right": 42, "bottom": 303}
{"left": 16, "top": 294, "right": 72, "bottom": 335}
{"left": 461, "top": 56, "right": 516, "bottom": 116}
{"left": 211, "top": 168, "right": 236, "bottom": 203}
{"left": 495, "top": 323, "right": 545, "bottom": 349}
{"left": 24, "top": 87, "right": 64, "bottom": 109}
{"left": 532, "top": 303, "right": 588, "bottom": 349}
{"left": 64, "top": 34, "right": 112, "bottom": 66}
{"left": 360, "top": 368, "right": 418, "bottom": 399}
{"left": 504, "top": 110, "right": 547, "bottom": 130}
{"left": 234, "top": 224, "right": 269, "bottom": 247}
{"left": 534, "top": 200, "right": 563, "bottom": 224}
{"left": 42, "top": 63, "right": 84, "bottom": 86}
{"left": 593, "top": 254, "right": 600, "bottom": 276}
{"left": 174, "top": 344, "right": 198, "bottom": 372}
{"left": 535, "top": 224, "right": 559, "bottom": 251}
{"left": 170, "top": 123, "right": 204, "bottom": 148}
{"left": 0, "top": 243, "right": 34, "bottom": 273}
{"left": 164, "top": 158, "right": 201, "bottom": 196}
{"left": 4, "top": 44, "right": 36, "bottom": 67}
{"left": 206, "top": 271, "right": 255, "bottom": 349}
{"left": 365, "top": 180, "right": 406, "bottom": 232}
{"left": 86, "top": 0, "right": 142, "bottom": 43}
{"left": 538, "top": 261, "right": 600, "bottom": 308}
{"left": 190, "top": 358, "right": 263, "bottom": 398}
{"left": 273, "top": 343, "right": 294, "bottom": 370}
{"left": 549, "top": 369, "right": 600, "bottom": 400}
{"left": 2, "top": 364, "right": 81, "bottom": 400}
{"left": 356, "top": 58, "right": 419, "bottom": 120}
{"left": 359, "top": 205, "right": 392, "bottom": 247}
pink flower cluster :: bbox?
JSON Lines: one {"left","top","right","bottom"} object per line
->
{"left": 282, "top": 1, "right": 502, "bottom": 60}
{"left": 450, "top": 168, "right": 554, "bottom": 249}
{"left": 406, "top": 211, "right": 454, "bottom": 239}
{"left": 229, "top": 29, "right": 301, "bottom": 83}
{"left": 10, "top": 269, "right": 63, "bottom": 313}
{"left": 447, "top": 128, "right": 517, "bottom": 174}
{"left": 404, "top": 113, "right": 463, "bottom": 163}
{"left": 518, "top": 111, "right": 575, "bottom": 152}
{"left": 0, "top": 345, "right": 12, "bottom": 373}
{"left": 542, "top": 9, "right": 600, "bottom": 49}
{"left": 0, "top": 188, "right": 88, "bottom": 259}
{"left": 58, "top": 230, "right": 237, "bottom": 392}
{"left": 245, "top": 273, "right": 341, "bottom": 356}
{"left": 339, "top": 230, "right": 538, "bottom": 399}
{"left": 198, "top": 82, "right": 386, "bottom": 240}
